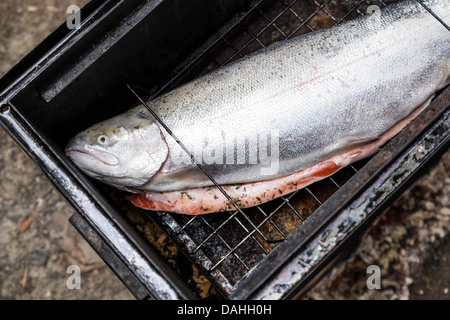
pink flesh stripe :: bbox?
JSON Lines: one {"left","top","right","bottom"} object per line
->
{"left": 127, "top": 105, "right": 424, "bottom": 215}
{"left": 128, "top": 146, "right": 370, "bottom": 214}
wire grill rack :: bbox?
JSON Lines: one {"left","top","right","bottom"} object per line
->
{"left": 137, "top": 0, "right": 414, "bottom": 296}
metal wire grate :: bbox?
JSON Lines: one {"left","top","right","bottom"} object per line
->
{"left": 140, "top": 0, "right": 402, "bottom": 295}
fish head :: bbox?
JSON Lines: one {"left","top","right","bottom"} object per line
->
{"left": 65, "top": 111, "right": 169, "bottom": 189}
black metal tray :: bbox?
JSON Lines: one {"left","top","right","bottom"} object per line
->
{"left": 0, "top": 0, "right": 448, "bottom": 299}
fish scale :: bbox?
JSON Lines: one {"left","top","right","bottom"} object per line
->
{"left": 66, "top": 0, "right": 450, "bottom": 214}
{"left": 140, "top": 0, "right": 449, "bottom": 191}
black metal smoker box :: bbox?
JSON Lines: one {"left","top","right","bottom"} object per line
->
{"left": 0, "top": 0, "right": 449, "bottom": 300}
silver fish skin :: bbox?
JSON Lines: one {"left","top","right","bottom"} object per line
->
{"left": 66, "top": 0, "right": 450, "bottom": 196}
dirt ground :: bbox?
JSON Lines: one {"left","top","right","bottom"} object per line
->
{"left": 0, "top": 0, "right": 449, "bottom": 300}
{"left": 0, "top": 0, "right": 134, "bottom": 300}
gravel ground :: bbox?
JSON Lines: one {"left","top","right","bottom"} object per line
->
{"left": 0, "top": 0, "right": 449, "bottom": 300}
{"left": 0, "top": 0, "right": 134, "bottom": 300}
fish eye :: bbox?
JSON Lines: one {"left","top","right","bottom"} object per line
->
{"left": 97, "top": 134, "right": 110, "bottom": 146}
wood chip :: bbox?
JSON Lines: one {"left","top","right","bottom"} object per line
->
{"left": 26, "top": 6, "right": 39, "bottom": 12}
{"left": 22, "top": 266, "right": 29, "bottom": 289}
{"left": 17, "top": 214, "right": 34, "bottom": 233}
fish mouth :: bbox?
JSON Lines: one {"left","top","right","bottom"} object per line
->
{"left": 65, "top": 147, "right": 119, "bottom": 167}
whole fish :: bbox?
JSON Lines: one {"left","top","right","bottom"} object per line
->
{"left": 66, "top": 0, "right": 450, "bottom": 215}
